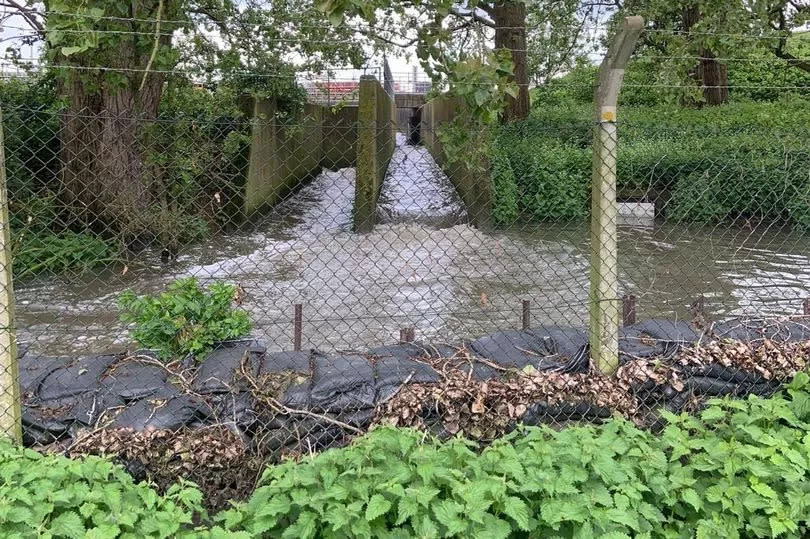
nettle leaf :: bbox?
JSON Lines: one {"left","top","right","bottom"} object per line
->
{"left": 48, "top": 511, "right": 86, "bottom": 538}
{"left": 432, "top": 500, "right": 466, "bottom": 535}
{"left": 365, "top": 494, "right": 392, "bottom": 522}
{"left": 681, "top": 488, "right": 704, "bottom": 512}
{"left": 481, "top": 513, "right": 513, "bottom": 539}
{"left": 503, "top": 496, "right": 531, "bottom": 531}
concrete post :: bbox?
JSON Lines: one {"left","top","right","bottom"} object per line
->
{"left": 354, "top": 76, "right": 379, "bottom": 233}
{"left": 589, "top": 16, "right": 644, "bottom": 375}
{"left": 245, "top": 98, "right": 278, "bottom": 214}
{"left": 0, "top": 109, "right": 21, "bottom": 442}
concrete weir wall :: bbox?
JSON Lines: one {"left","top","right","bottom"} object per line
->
{"left": 420, "top": 96, "right": 491, "bottom": 229}
{"left": 353, "top": 76, "right": 396, "bottom": 233}
{"left": 244, "top": 99, "right": 359, "bottom": 215}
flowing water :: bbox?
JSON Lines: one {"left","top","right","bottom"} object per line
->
{"left": 16, "top": 137, "right": 810, "bottom": 355}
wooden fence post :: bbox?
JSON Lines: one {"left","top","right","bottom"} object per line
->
{"left": 0, "top": 108, "right": 21, "bottom": 442}
{"left": 589, "top": 16, "right": 644, "bottom": 376}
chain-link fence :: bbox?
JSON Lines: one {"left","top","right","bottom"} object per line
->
{"left": 2, "top": 17, "right": 810, "bottom": 509}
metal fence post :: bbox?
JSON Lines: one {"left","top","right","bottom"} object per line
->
{"left": 589, "top": 16, "right": 643, "bottom": 376}
{"left": 0, "top": 108, "right": 21, "bottom": 442}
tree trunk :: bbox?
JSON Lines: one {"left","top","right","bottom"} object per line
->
{"left": 682, "top": 5, "right": 728, "bottom": 106}
{"left": 56, "top": 0, "right": 169, "bottom": 241}
{"left": 697, "top": 51, "right": 728, "bottom": 105}
{"left": 492, "top": 1, "right": 529, "bottom": 122}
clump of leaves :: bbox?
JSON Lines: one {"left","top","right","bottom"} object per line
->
{"left": 0, "top": 439, "right": 204, "bottom": 538}
{"left": 118, "top": 277, "right": 251, "bottom": 360}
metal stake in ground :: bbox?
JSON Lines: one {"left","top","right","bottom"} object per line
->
{"left": 622, "top": 294, "right": 636, "bottom": 327}
{"left": 522, "top": 300, "right": 531, "bottom": 330}
{"left": 589, "top": 16, "right": 644, "bottom": 376}
{"left": 294, "top": 304, "right": 303, "bottom": 352}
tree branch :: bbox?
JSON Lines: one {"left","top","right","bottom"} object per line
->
{"left": 772, "top": 4, "right": 810, "bottom": 74}
{"left": 449, "top": 5, "right": 495, "bottom": 28}
{"left": 0, "top": 0, "right": 45, "bottom": 35}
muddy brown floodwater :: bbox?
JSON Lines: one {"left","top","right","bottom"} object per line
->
{"left": 16, "top": 137, "right": 810, "bottom": 355}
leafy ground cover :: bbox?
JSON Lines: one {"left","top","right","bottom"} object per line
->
{"left": 5, "top": 371, "right": 810, "bottom": 538}
{"left": 7, "top": 333, "right": 810, "bottom": 537}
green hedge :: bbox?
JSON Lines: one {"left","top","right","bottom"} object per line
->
{"left": 5, "top": 375, "right": 810, "bottom": 538}
{"left": 492, "top": 101, "right": 810, "bottom": 226}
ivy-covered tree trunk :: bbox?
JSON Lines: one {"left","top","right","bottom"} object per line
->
{"left": 61, "top": 75, "right": 162, "bottom": 238}
{"left": 492, "top": 1, "right": 529, "bottom": 121}
{"left": 682, "top": 5, "right": 728, "bottom": 106}
{"left": 53, "top": 0, "right": 174, "bottom": 240}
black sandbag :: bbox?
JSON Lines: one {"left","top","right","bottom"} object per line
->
{"left": 261, "top": 351, "right": 311, "bottom": 374}
{"left": 38, "top": 355, "right": 119, "bottom": 401}
{"left": 19, "top": 355, "right": 72, "bottom": 400}
{"left": 374, "top": 347, "right": 440, "bottom": 401}
{"left": 528, "top": 327, "right": 589, "bottom": 362}
{"left": 619, "top": 328, "right": 668, "bottom": 362}
{"left": 294, "top": 409, "right": 375, "bottom": 450}
{"left": 743, "top": 381, "right": 783, "bottom": 398}
{"left": 192, "top": 339, "right": 265, "bottom": 393}
{"left": 209, "top": 392, "right": 258, "bottom": 427}
{"left": 470, "top": 329, "right": 575, "bottom": 370}
{"left": 423, "top": 343, "right": 463, "bottom": 359}
{"left": 629, "top": 319, "right": 702, "bottom": 345}
{"left": 681, "top": 363, "right": 767, "bottom": 385}
{"left": 310, "top": 353, "right": 375, "bottom": 411}
{"left": 113, "top": 395, "right": 207, "bottom": 431}
{"left": 521, "top": 401, "right": 613, "bottom": 425}
{"left": 686, "top": 376, "right": 739, "bottom": 397}
{"left": 98, "top": 360, "right": 177, "bottom": 401}
{"left": 417, "top": 342, "right": 499, "bottom": 379}
{"left": 713, "top": 318, "right": 810, "bottom": 343}
{"left": 281, "top": 382, "right": 311, "bottom": 409}
{"left": 22, "top": 405, "right": 73, "bottom": 442}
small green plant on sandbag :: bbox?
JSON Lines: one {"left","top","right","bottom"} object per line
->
{"left": 119, "top": 277, "right": 252, "bottom": 360}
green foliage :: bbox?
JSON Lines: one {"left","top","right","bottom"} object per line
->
{"left": 496, "top": 100, "right": 810, "bottom": 226}
{"left": 5, "top": 379, "right": 810, "bottom": 537}
{"left": 0, "top": 438, "right": 204, "bottom": 538}
{"left": 489, "top": 141, "right": 519, "bottom": 226}
{"left": 118, "top": 277, "right": 251, "bottom": 360}
{"left": 491, "top": 119, "right": 591, "bottom": 222}
{"left": 210, "top": 378, "right": 810, "bottom": 538}
{"left": 12, "top": 231, "right": 118, "bottom": 280}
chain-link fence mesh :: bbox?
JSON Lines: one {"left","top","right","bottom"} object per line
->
{"left": 2, "top": 20, "right": 810, "bottom": 509}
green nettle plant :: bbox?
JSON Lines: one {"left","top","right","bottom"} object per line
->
{"left": 118, "top": 277, "right": 252, "bottom": 360}
{"left": 4, "top": 375, "right": 810, "bottom": 537}
{"left": 0, "top": 441, "right": 204, "bottom": 538}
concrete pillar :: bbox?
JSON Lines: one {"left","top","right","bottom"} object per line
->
{"left": 354, "top": 76, "right": 380, "bottom": 233}
{"left": 245, "top": 98, "right": 278, "bottom": 214}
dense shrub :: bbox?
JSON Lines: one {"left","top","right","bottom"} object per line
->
{"left": 493, "top": 100, "right": 810, "bottom": 226}
{"left": 118, "top": 277, "right": 252, "bottom": 360}
{"left": 0, "top": 76, "right": 251, "bottom": 278}
{"left": 0, "top": 440, "right": 204, "bottom": 538}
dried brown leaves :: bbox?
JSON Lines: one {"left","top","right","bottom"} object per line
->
{"left": 375, "top": 353, "right": 639, "bottom": 440}
{"left": 678, "top": 339, "right": 809, "bottom": 381}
